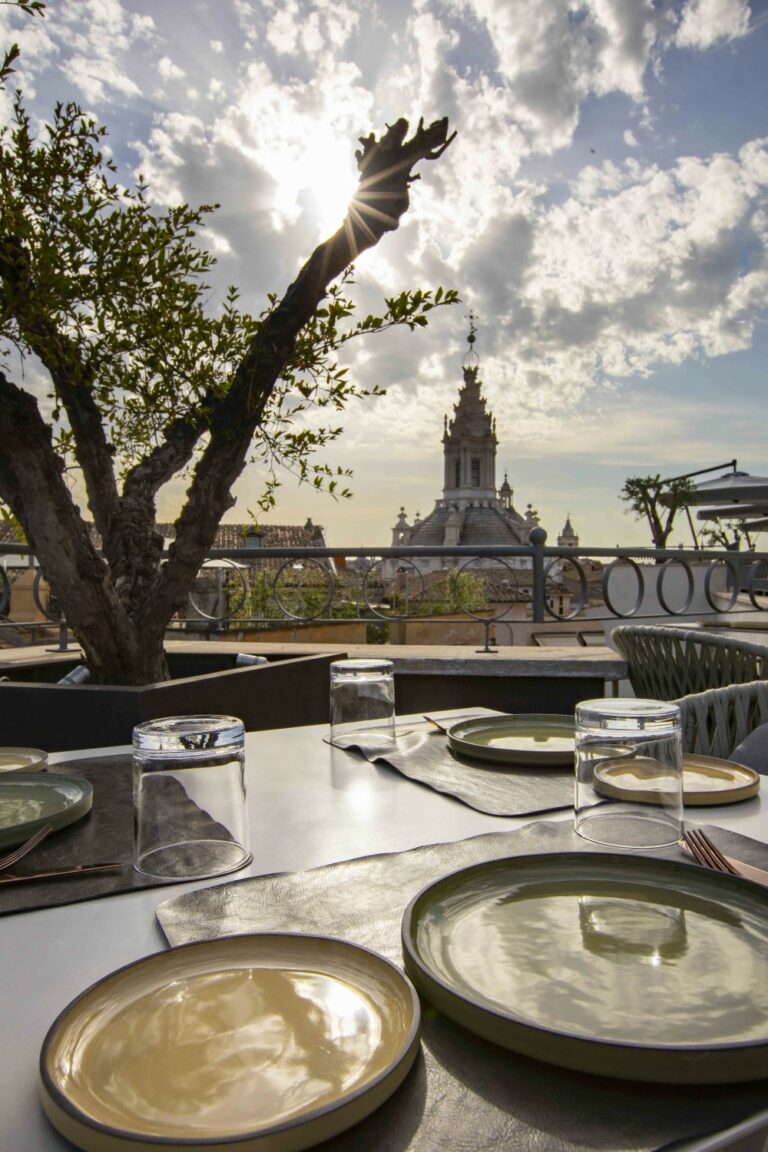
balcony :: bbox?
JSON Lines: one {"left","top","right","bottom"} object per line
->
{"left": 2, "top": 534, "right": 768, "bottom": 742}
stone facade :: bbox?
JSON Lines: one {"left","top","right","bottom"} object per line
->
{"left": 385, "top": 353, "right": 565, "bottom": 577}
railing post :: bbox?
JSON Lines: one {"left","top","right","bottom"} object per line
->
{"left": 529, "top": 526, "right": 547, "bottom": 624}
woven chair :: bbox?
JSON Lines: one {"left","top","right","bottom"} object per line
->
{"left": 673, "top": 680, "right": 768, "bottom": 757}
{"left": 611, "top": 624, "right": 767, "bottom": 701}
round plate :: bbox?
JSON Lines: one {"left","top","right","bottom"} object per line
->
{"left": 0, "top": 772, "right": 92, "bottom": 848}
{"left": 447, "top": 714, "right": 575, "bottom": 766}
{"left": 402, "top": 852, "right": 768, "bottom": 1083}
{"left": 41, "top": 933, "right": 421, "bottom": 1152}
{"left": 594, "top": 755, "right": 760, "bottom": 806}
{"left": 0, "top": 747, "right": 48, "bottom": 773}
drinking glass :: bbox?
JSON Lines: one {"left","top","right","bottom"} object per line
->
{"left": 329, "top": 659, "right": 396, "bottom": 750}
{"left": 133, "top": 714, "right": 252, "bottom": 881}
{"left": 574, "top": 698, "right": 683, "bottom": 850}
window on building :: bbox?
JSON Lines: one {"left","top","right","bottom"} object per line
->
{"left": 455, "top": 460, "right": 461, "bottom": 487}
{"left": 471, "top": 458, "right": 480, "bottom": 486}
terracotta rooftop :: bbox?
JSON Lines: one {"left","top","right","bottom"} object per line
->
{"left": 0, "top": 519, "right": 328, "bottom": 573}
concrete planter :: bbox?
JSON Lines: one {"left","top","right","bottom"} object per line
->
{"left": 0, "top": 650, "right": 345, "bottom": 752}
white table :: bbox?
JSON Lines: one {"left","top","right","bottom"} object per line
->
{"left": 2, "top": 717, "right": 768, "bottom": 1152}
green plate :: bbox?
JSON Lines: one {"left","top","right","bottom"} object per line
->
{"left": 0, "top": 772, "right": 92, "bottom": 848}
{"left": 446, "top": 714, "right": 575, "bottom": 766}
{"left": 41, "top": 933, "right": 421, "bottom": 1152}
{"left": 402, "top": 852, "right": 768, "bottom": 1083}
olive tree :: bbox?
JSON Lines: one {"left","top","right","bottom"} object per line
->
{"left": 0, "top": 15, "right": 456, "bottom": 683}
{"left": 620, "top": 474, "right": 693, "bottom": 550}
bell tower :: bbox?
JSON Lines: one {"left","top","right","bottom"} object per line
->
{"left": 442, "top": 316, "right": 498, "bottom": 505}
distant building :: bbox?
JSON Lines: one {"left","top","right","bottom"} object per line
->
{"left": 385, "top": 323, "right": 576, "bottom": 578}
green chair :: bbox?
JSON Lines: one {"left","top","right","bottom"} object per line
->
{"left": 673, "top": 680, "right": 768, "bottom": 757}
{"left": 611, "top": 624, "right": 767, "bottom": 701}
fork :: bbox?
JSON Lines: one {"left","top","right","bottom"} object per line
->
{"left": 682, "top": 828, "right": 740, "bottom": 876}
{"left": 0, "top": 823, "right": 54, "bottom": 872}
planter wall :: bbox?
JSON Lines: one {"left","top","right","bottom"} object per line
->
{"left": 0, "top": 652, "right": 346, "bottom": 752}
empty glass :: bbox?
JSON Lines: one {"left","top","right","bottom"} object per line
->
{"left": 329, "top": 659, "right": 397, "bottom": 750}
{"left": 574, "top": 698, "right": 684, "bottom": 850}
{"left": 133, "top": 714, "right": 252, "bottom": 881}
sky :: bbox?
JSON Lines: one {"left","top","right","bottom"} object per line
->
{"left": 2, "top": 0, "right": 767, "bottom": 550}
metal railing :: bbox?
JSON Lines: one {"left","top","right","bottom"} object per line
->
{"left": 3, "top": 531, "right": 768, "bottom": 652}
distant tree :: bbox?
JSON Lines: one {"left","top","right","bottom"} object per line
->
{"left": 0, "top": 11, "right": 457, "bottom": 683}
{"left": 620, "top": 475, "right": 693, "bottom": 550}
{"left": 699, "top": 521, "right": 758, "bottom": 551}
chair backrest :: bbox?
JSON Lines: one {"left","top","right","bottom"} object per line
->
{"left": 673, "top": 680, "right": 768, "bottom": 757}
{"left": 611, "top": 624, "right": 767, "bottom": 700}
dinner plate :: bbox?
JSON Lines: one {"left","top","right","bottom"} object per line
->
{"left": 402, "top": 852, "right": 768, "bottom": 1083}
{"left": 40, "top": 933, "right": 421, "bottom": 1152}
{"left": 595, "top": 754, "right": 761, "bottom": 806}
{"left": 446, "top": 714, "right": 575, "bottom": 766}
{"left": 0, "top": 746, "right": 48, "bottom": 773}
{"left": 0, "top": 772, "right": 92, "bottom": 849}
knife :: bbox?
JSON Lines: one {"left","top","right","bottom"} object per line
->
{"left": 0, "top": 862, "right": 123, "bottom": 884}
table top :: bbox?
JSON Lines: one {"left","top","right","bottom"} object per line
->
{"left": 3, "top": 714, "right": 768, "bottom": 1152}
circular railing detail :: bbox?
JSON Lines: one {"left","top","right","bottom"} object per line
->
{"left": 543, "top": 557, "right": 588, "bottom": 621}
{"left": 453, "top": 558, "right": 520, "bottom": 622}
{"left": 704, "top": 559, "right": 740, "bottom": 613}
{"left": 271, "top": 559, "right": 334, "bottom": 622}
{"left": 362, "top": 559, "right": 427, "bottom": 621}
{"left": 656, "top": 557, "right": 695, "bottom": 616}
{"left": 602, "top": 558, "right": 645, "bottom": 619}
{"left": 745, "top": 560, "right": 768, "bottom": 612}
{"left": 188, "top": 560, "right": 251, "bottom": 623}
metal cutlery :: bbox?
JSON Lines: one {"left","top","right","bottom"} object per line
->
{"left": 0, "top": 862, "right": 123, "bottom": 885}
{"left": 683, "top": 828, "right": 768, "bottom": 888}
{"left": 0, "top": 823, "right": 54, "bottom": 872}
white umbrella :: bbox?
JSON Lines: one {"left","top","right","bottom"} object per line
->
{"left": 696, "top": 503, "right": 768, "bottom": 521}
{"left": 686, "top": 472, "right": 768, "bottom": 506}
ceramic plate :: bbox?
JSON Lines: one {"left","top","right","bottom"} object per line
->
{"left": 41, "top": 933, "right": 421, "bottom": 1152}
{"left": 446, "top": 714, "right": 575, "bottom": 766}
{"left": 402, "top": 852, "right": 768, "bottom": 1083}
{"left": 0, "top": 772, "right": 92, "bottom": 849}
{"left": 594, "top": 754, "right": 761, "bottom": 806}
{"left": 0, "top": 746, "right": 48, "bottom": 773}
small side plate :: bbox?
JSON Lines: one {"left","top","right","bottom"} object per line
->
{"left": 0, "top": 773, "right": 92, "bottom": 848}
{"left": 594, "top": 754, "right": 760, "bottom": 806}
{"left": 0, "top": 747, "right": 48, "bottom": 773}
{"left": 447, "top": 714, "right": 575, "bottom": 766}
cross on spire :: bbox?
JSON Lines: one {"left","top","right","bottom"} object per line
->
{"left": 463, "top": 309, "right": 479, "bottom": 368}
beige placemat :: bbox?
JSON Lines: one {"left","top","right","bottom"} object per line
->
{"left": 157, "top": 820, "right": 768, "bottom": 1152}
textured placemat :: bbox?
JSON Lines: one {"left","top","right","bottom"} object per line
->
{"left": 158, "top": 820, "right": 768, "bottom": 1152}
{"left": 352, "top": 723, "right": 574, "bottom": 816}
{"left": 0, "top": 757, "right": 231, "bottom": 916}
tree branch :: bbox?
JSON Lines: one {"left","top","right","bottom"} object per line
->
{"left": 144, "top": 116, "right": 455, "bottom": 630}
{"left": 0, "top": 234, "right": 121, "bottom": 550}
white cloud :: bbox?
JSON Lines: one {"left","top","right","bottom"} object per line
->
{"left": 158, "top": 56, "right": 185, "bottom": 82}
{"left": 675, "top": 0, "right": 751, "bottom": 49}
{"left": 3, "top": 0, "right": 766, "bottom": 546}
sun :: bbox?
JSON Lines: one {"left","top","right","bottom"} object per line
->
{"left": 305, "top": 133, "right": 360, "bottom": 236}
{"left": 265, "top": 126, "right": 360, "bottom": 237}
